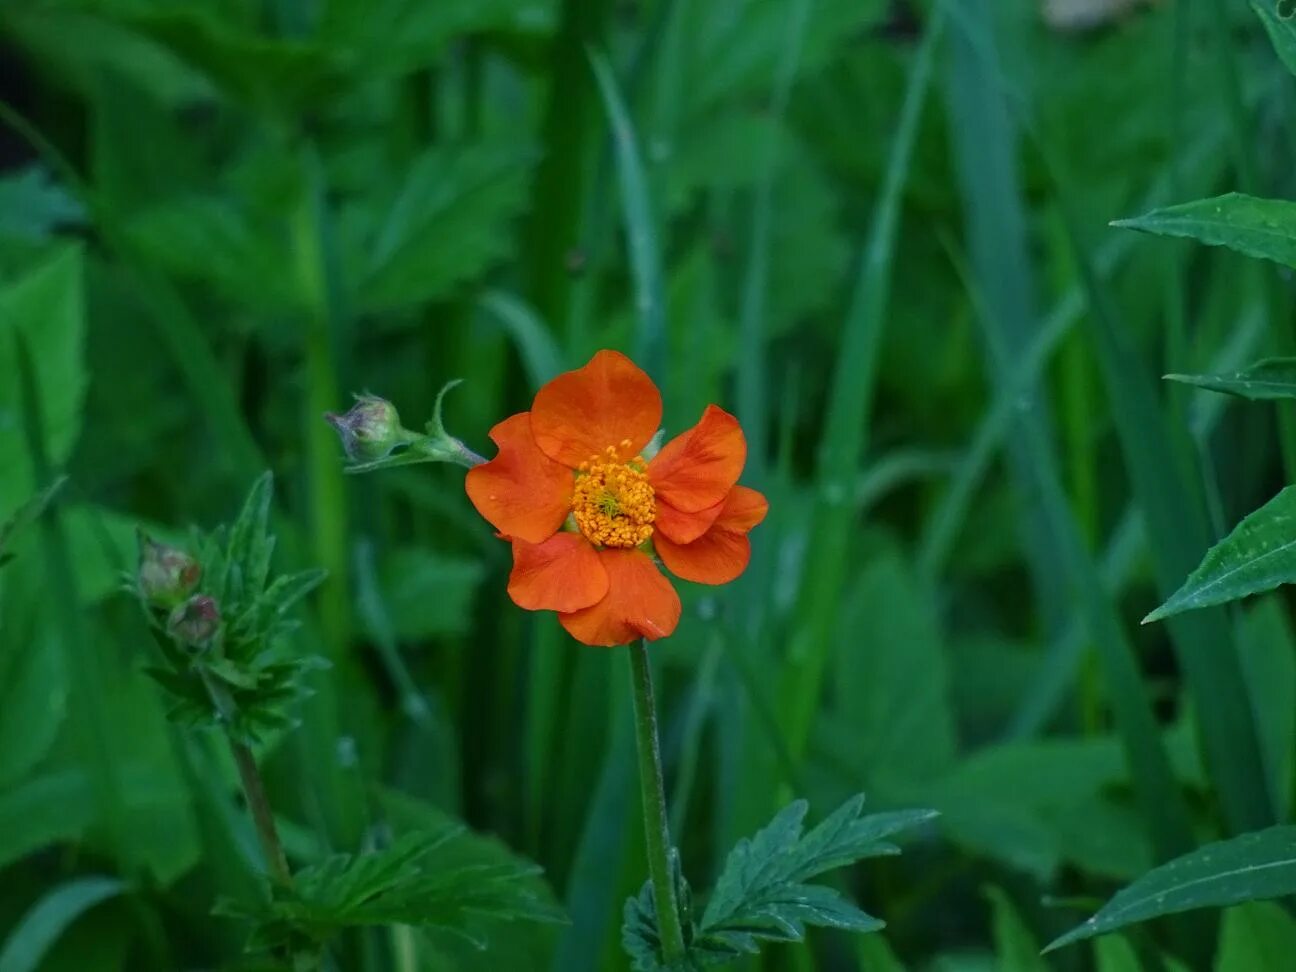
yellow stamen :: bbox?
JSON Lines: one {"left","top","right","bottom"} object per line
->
{"left": 571, "top": 445, "right": 655, "bottom": 548}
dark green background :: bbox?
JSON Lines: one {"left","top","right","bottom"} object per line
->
{"left": 1, "top": 0, "right": 1294, "bottom": 969}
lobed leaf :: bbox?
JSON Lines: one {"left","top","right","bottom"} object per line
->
{"left": 1144, "top": 485, "right": 1296, "bottom": 622}
{"left": 1046, "top": 826, "right": 1296, "bottom": 951}
{"left": 624, "top": 796, "right": 933, "bottom": 970}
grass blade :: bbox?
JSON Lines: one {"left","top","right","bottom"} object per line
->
{"left": 588, "top": 46, "right": 665, "bottom": 386}
{"left": 0, "top": 877, "right": 125, "bottom": 972}
{"left": 780, "top": 2, "right": 945, "bottom": 760}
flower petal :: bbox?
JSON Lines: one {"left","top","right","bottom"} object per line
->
{"left": 655, "top": 486, "right": 768, "bottom": 586}
{"left": 559, "top": 549, "right": 681, "bottom": 646}
{"left": 530, "top": 350, "right": 663, "bottom": 467}
{"left": 648, "top": 405, "right": 745, "bottom": 513}
{"left": 654, "top": 497, "right": 724, "bottom": 544}
{"left": 465, "top": 412, "right": 572, "bottom": 544}
{"left": 715, "top": 485, "right": 769, "bottom": 532}
{"left": 509, "top": 532, "right": 608, "bottom": 613}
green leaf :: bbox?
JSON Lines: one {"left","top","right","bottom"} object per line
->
{"left": 122, "top": 194, "right": 304, "bottom": 311}
{"left": 0, "top": 629, "right": 67, "bottom": 788}
{"left": 1238, "top": 598, "right": 1296, "bottom": 820}
{"left": 0, "top": 244, "right": 86, "bottom": 517}
{"left": 623, "top": 795, "right": 934, "bottom": 968}
{"left": 1046, "top": 826, "right": 1296, "bottom": 951}
{"left": 366, "top": 547, "right": 485, "bottom": 641}
{"left": 0, "top": 167, "right": 84, "bottom": 242}
{"left": 225, "top": 827, "right": 565, "bottom": 952}
{"left": 830, "top": 553, "right": 957, "bottom": 788}
{"left": 985, "top": 887, "right": 1047, "bottom": 972}
{"left": 1144, "top": 485, "right": 1296, "bottom": 622}
{"left": 0, "top": 771, "right": 94, "bottom": 872}
{"left": 479, "top": 290, "right": 563, "bottom": 389}
{"left": 0, "top": 877, "right": 125, "bottom": 972}
{"left": 347, "top": 143, "right": 534, "bottom": 312}
{"left": 1165, "top": 357, "right": 1296, "bottom": 401}
{"left": 588, "top": 46, "right": 665, "bottom": 379}
{"left": 1253, "top": 0, "right": 1296, "bottom": 78}
{"left": 316, "top": 0, "right": 553, "bottom": 80}
{"left": 1112, "top": 193, "right": 1296, "bottom": 269}
{"left": 1094, "top": 936, "right": 1144, "bottom": 972}
{"left": 1215, "top": 901, "right": 1296, "bottom": 971}
{"left": 0, "top": 477, "right": 65, "bottom": 568}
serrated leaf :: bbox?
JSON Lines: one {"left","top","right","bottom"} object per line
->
{"left": 1112, "top": 193, "right": 1296, "bottom": 269}
{"left": 347, "top": 143, "right": 535, "bottom": 312}
{"left": 1165, "top": 357, "right": 1296, "bottom": 401}
{"left": 231, "top": 822, "right": 564, "bottom": 952}
{"left": 621, "top": 795, "right": 931, "bottom": 969}
{"left": 1144, "top": 485, "right": 1296, "bottom": 622}
{"left": 1046, "top": 826, "right": 1296, "bottom": 952}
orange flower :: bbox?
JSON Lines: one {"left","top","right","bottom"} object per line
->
{"left": 466, "top": 350, "right": 768, "bottom": 646}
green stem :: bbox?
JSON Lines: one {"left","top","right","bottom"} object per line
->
{"left": 626, "top": 640, "right": 686, "bottom": 963}
{"left": 199, "top": 669, "right": 293, "bottom": 889}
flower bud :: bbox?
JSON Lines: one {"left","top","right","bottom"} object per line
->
{"left": 167, "top": 594, "right": 221, "bottom": 646}
{"left": 138, "top": 533, "right": 202, "bottom": 608}
{"left": 325, "top": 395, "right": 410, "bottom": 463}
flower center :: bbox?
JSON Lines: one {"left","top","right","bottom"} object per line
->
{"left": 572, "top": 442, "right": 655, "bottom": 548}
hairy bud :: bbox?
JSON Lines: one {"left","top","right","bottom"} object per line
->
{"left": 167, "top": 594, "right": 221, "bottom": 646}
{"left": 325, "top": 395, "right": 410, "bottom": 463}
{"left": 138, "top": 534, "right": 201, "bottom": 608}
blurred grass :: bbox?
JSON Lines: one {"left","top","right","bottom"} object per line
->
{"left": 2, "top": 0, "right": 1296, "bottom": 969}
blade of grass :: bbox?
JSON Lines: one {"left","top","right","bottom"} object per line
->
{"left": 550, "top": 687, "right": 635, "bottom": 972}
{"left": 588, "top": 46, "right": 666, "bottom": 387}
{"left": 947, "top": 242, "right": 1195, "bottom": 864}
{"left": 780, "top": 2, "right": 945, "bottom": 761}
{"left": 0, "top": 876, "right": 125, "bottom": 972}
{"left": 292, "top": 145, "right": 365, "bottom": 850}
{"left": 1006, "top": 506, "right": 1144, "bottom": 738}
{"left": 942, "top": 0, "right": 1070, "bottom": 644}
{"left": 526, "top": 0, "right": 609, "bottom": 346}
{"left": 735, "top": 0, "right": 815, "bottom": 480}
{"left": 949, "top": 1, "right": 1278, "bottom": 837}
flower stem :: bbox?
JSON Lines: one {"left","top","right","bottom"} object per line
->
{"left": 199, "top": 668, "right": 293, "bottom": 888}
{"left": 627, "top": 639, "right": 686, "bottom": 963}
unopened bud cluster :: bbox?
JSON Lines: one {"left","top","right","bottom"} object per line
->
{"left": 138, "top": 533, "right": 221, "bottom": 648}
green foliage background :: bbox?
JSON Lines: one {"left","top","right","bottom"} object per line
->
{"left": 2, "top": 0, "right": 1295, "bottom": 968}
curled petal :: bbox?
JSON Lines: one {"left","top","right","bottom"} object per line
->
{"left": 465, "top": 412, "right": 572, "bottom": 544}
{"left": 648, "top": 405, "right": 745, "bottom": 513}
{"left": 559, "top": 549, "right": 681, "bottom": 646}
{"left": 656, "top": 486, "right": 768, "bottom": 585}
{"left": 714, "top": 485, "right": 769, "bottom": 532}
{"left": 654, "top": 497, "right": 724, "bottom": 545}
{"left": 509, "top": 533, "right": 608, "bottom": 613}
{"left": 530, "top": 350, "right": 662, "bottom": 467}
